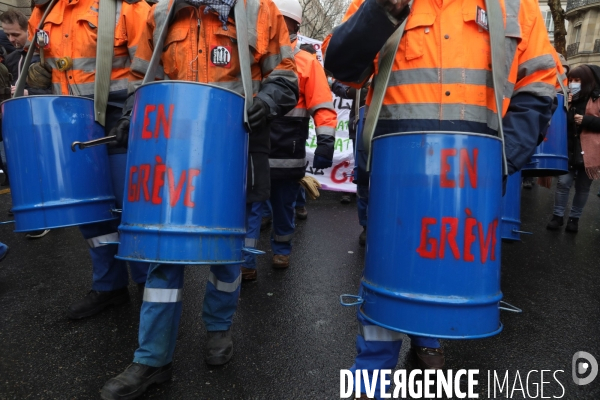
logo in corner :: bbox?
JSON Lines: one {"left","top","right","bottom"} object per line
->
{"left": 572, "top": 351, "right": 598, "bottom": 385}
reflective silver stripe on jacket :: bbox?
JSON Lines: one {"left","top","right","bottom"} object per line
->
{"left": 210, "top": 80, "right": 261, "bottom": 96}
{"left": 379, "top": 103, "right": 490, "bottom": 125}
{"left": 285, "top": 107, "right": 310, "bottom": 118}
{"left": 274, "top": 233, "right": 293, "bottom": 242}
{"left": 143, "top": 288, "right": 183, "bottom": 303}
{"left": 309, "top": 101, "right": 335, "bottom": 115}
{"left": 86, "top": 232, "right": 119, "bottom": 248}
{"left": 245, "top": 238, "right": 257, "bottom": 247}
{"left": 131, "top": 56, "right": 165, "bottom": 81}
{"left": 260, "top": 46, "right": 293, "bottom": 75}
{"left": 264, "top": 69, "right": 298, "bottom": 87}
{"left": 358, "top": 324, "right": 403, "bottom": 342}
{"left": 46, "top": 56, "right": 131, "bottom": 72}
{"left": 207, "top": 272, "right": 241, "bottom": 293}
{"left": 517, "top": 54, "right": 555, "bottom": 81}
{"left": 69, "top": 79, "right": 129, "bottom": 96}
{"left": 513, "top": 81, "right": 557, "bottom": 98}
{"left": 269, "top": 158, "right": 306, "bottom": 168}
{"left": 316, "top": 126, "right": 335, "bottom": 136}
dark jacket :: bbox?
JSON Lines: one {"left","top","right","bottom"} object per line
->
{"left": 4, "top": 50, "right": 51, "bottom": 95}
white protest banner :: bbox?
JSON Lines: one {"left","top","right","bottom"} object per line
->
{"left": 297, "top": 35, "right": 357, "bottom": 193}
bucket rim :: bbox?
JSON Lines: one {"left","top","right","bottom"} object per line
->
{"left": 137, "top": 81, "right": 245, "bottom": 99}
{"left": 1, "top": 94, "right": 93, "bottom": 108}
{"left": 372, "top": 131, "right": 503, "bottom": 142}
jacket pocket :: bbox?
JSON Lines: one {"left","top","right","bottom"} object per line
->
{"left": 403, "top": 13, "right": 436, "bottom": 61}
{"left": 162, "top": 27, "right": 189, "bottom": 77}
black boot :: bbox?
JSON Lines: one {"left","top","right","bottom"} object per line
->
{"left": 101, "top": 362, "right": 172, "bottom": 400}
{"left": 67, "top": 288, "right": 130, "bottom": 319}
{"left": 565, "top": 217, "right": 579, "bottom": 233}
{"left": 205, "top": 330, "right": 233, "bottom": 365}
{"left": 546, "top": 214, "right": 563, "bottom": 231}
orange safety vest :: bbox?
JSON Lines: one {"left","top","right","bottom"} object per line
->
{"left": 130, "top": 0, "right": 297, "bottom": 96}
{"left": 336, "top": 0, "right": 558, "bottom": 129}
{"left": 28, "top": 0, "right": 151, "bottom": 97}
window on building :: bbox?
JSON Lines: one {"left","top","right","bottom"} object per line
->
{"left": 544, "top": 10, "right": 555, "bottom": 33}
{"left": 574, "top": 24, "right": 581, "bottom": 43}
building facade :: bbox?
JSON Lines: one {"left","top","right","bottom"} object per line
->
{"left": 565, "top": 0, "right": 600, "bottom": 67}
{"left": 0, "top": 0, "right": 32, "bottom": 18}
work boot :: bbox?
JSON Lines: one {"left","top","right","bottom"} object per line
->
{"left": 565, "top": 217, "right": 579, "bottom": 233}
{"left": 260, "top": 216, "right": 272, "bottom": 231}
{"left": 359, "top": 227, "right": 367, "bottom": 246}
{"left": 340, "top": 195, "right": 351, "bottom": 204}
{"left": 272, "top": 254, "right": 290, "bottom": 269}
{"left": 67, "top": 288, "right": 130, "bottom": 319}
{"left": 295, "top": 206, "right": 308, "bottom": 220}
{"left": 412, "top": 346, "right": 445, "bottom": 369}
{"left": 26, "top": 229, "right": 50, "bottom": 239}
{"left": 101, "top": 362, "right": 172, "bottom": 400}
{"left": 205, "top": 330, "right": 233, "bottom": 365}
{"left": 241, "top": 267, "right": 257, "bottom": 281}
{"left": 546, "top": 214, "right": 563, "bottom": 231}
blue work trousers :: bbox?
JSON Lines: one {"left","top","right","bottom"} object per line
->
{"left": 350, "top": 286, "right": 440, "bottom": 398}
{"left": 270, "top": 179, "right": 301, "bottom": 255}
{"left": 133, "top": 262, "right": 241, "bottom": 367}
{"left": 79, "top": 154, "right": 148, "bottom": 291}
{"left": 244, "top": 202, "right": 263, "bottom": 270}
{"left": 295, "top": 186, "right": 306, "bottom": 208}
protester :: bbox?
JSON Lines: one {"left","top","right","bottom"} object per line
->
{"left": 242, "top": 0, "right": 335, "bottom": 278}
{"left": 325, "top": 0, "right": 558, "bottom": 398}
{"left": 26, "top": 0, "right": 151, "bottom": 317}
{"left": 547, "top": 64, "right": 600, "bottom": 233}
{"left": 100, "top": 0, "right": 298, "bottom": 397}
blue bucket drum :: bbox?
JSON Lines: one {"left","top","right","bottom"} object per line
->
{"left": 1, "top": 96, "right": 117, "bottom": 232}
{"left": 357, "top": 131, "right": 503, "bottom": 339}
{"left": 116, "top": 82, "right": 248, "bottom": 264}
{"left": 522, "top": 93, "right": 568, "bottom": 176}
{"left": 500, "top": 171, "right": 523, "bottom": 241}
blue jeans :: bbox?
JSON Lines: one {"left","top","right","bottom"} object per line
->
{"left": 553, "top": 169, "right": 593, "bottom": 219}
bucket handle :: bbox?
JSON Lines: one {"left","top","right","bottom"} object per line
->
{"left": 111, "top": 209, "right": 122, "bottom": 214}
{"left": 340, "top": 294, "right": 364, "bottom": 307}
{"left": 242, "top": 248, "right": 266, "bottom": 255}
{"left": 512, "top": 229, "right": 533, "bottom": 235}
{"left": 71, "top": 135, "right": 117, "bottom": 152}
{"left": 499, "top": 300, "right": 522, "bottom": 313}
{"left": 99, "top": 241, "right": 120, "bottom": 245}
{"left": 0, "top": 220, "right": 14, "bottom": 225}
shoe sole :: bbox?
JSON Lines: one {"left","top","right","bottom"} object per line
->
{"left": 26, "top": 230, "right": 50, "bottom": 239}
{"left": 241, "top": 273, "right": 257, "bottom": 281}
{"left": 296, "top": 214, "right": 308, "bottom": 220}
{"left": 272, "top": 263, "right": 289, "bottom": 269}
{"left": 100, "top": 368, "right": 172, "bottom": 400}
{"left": 67, "top": 294, "right": 130, "bottom": 320}
{"left": 205, "top": 348, "right": 233, "bottom": 366}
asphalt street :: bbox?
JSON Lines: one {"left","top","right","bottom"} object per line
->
{"left": 0, "top": 178, "right": 599, "bottom": 399}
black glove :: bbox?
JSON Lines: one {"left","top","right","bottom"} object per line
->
{"left": 313, "top": 154, "right": 333, "bottom": 169}
{"left": 247, "top": 97, "right": 271, "bottom": 132}
{"left": 26, "top": 62, "right": 52, "bottom": 89}
{"left": 110, "top": 117, "right": 131, "bottom": 149}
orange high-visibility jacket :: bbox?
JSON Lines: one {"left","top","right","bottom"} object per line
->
{"left": 28, "top": 0, "right": 151, "bottom": 100}
{"left": 325, "top": 0, "right": 559, "bottom": 174}
{"left": 129, "top": 0, "right": 297, "bottom": 99}
{"left": 269, "top": 41, "right": 337, "bottom": 180}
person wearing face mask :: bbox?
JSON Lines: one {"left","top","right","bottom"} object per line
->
{"left": 547, "top": 64, "right": 600, "bottom": 233}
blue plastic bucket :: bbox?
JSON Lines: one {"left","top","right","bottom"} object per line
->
{"left": 522, "top": 93, "right": 568, "bottom": 176}
{"left": 117, "top": 82, "right": 248, "bottom": 264}
{"left": 1, "top": 96, "right": 117, "bottom": 232}
{"left": 500, "top": 171, "right": 522, "bottom": 241}
{"left": 360, "top": 131, "right": 503, "bottom": 339}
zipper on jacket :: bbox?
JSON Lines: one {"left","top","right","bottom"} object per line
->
{"left": 195, "top": 18, "right": 201, "bottom": 82}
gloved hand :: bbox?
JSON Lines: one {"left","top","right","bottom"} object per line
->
{"left": 313, "top": 154, "right": 333, "bottom": 169}
{"left": 110, "top": 117, "right": 131, "bottom": 149}
{"left": 26, "top": 62, "right": 52, "bottom": 89}
{"left": 247, "top": 97, "right": 271, "bottom": 133}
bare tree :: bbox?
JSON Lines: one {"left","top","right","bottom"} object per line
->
{"left": 300, "top": 0, "right": 350, "bottom": 40}
{"left": 548, "top": 0, "right": 567, "bottom": 56}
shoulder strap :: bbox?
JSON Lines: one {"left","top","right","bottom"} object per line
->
{"left": 233, "top": 0, "right": 254, "bottom": 131}
{"left": 94, "top": 0, "right": 118, "bottom": 126}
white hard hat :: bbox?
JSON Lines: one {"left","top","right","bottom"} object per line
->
{"left": 273, "top": 0, "right": 302, "bottom": 25}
